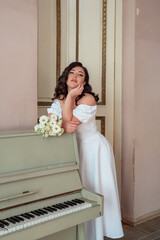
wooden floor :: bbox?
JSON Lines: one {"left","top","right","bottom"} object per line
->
{"left": 104, "top": 216, "right": 160, "bottom": 240}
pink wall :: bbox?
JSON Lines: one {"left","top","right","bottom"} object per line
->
{"left": 122, "top": 0, "right": 135, "bottom": 221}
{"left": 0, "top": 0, "right": 37, "bottom": 130}
{"left": 122, "top": 0, "right": 160, "bottom": 224}
{"left": 135, "top": 0, "right": 160, "bottom": 219}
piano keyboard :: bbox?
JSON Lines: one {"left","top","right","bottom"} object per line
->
{"left": 0, "top": 198, "right": 91, "bottom": 237}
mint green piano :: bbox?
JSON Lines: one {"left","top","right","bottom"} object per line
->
{"left": 0, "top": 132, "right": 103, "bottom": 240}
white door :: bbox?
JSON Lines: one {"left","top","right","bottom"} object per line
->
{"left": 38, "top": 0, "right": 122, "bottom": 195}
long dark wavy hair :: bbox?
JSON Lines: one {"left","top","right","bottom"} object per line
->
{"left": 52, "top": 62, "right": 99, "bottom": 105}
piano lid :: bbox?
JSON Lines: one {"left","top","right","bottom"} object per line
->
{"left": 0, "top": 132, "right": 79, "bottom": 177}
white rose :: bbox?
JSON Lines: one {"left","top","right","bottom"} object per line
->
{"left": 34, "top": 124, "right": 40, "bottom": 132}
{"left": 50, "top": 113, "right": 58, "bottom": 121}
{"left": 39, "top": 115, "right": 49, "bottom": 124}
{"left": 49, "top": 131, "right": 54, "bottom": 136}
{"left": 52, "top": 124, "right": 61, "bottom": 134}
{"left": 40, "top": 128, "right": 45, "bottom": 133}
{"left": 39, "top": 123, "right": 45, "bottom": 128}
{"left": 49, "top": 119, "right": 56, "bottom": 127}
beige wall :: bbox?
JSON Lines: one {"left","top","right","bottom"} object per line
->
{"left": 122, "top": 0, "right": 160, "bottom": 224}
{"left": 0, "top": 0, "right": 37, "bottom": 131}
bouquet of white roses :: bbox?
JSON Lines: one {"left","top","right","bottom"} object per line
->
{"left": 34, "top": 114, "right": 64, "bottom": 138}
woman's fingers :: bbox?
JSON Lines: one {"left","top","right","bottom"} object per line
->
{"left": 63, "top": 121, "right": 80, "bottom": 133}
{"left": 69, "top": 121, "right": 80, "bottom": 126}
{"left": 69, "top": 84, "right": 84, "bottom": 97}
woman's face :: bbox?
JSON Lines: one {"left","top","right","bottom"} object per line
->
{"left": 66, "top": 66, "right": 85, "bottom": 90}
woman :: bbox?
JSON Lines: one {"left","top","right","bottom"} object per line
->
{"left": 47, "top": 62, "right": 124, "bottom": 239}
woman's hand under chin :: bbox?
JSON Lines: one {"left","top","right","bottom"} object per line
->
{"left": 68, "top": 84, "right": 84, "bottom": 98}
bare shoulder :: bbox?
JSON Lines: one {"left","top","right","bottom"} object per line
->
{"left": 78, "top": 93, "right": 96, "bottom": 106}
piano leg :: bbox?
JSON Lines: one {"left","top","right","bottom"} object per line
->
{"left": 77, "top": 223, "right": 85, "bottom": 240}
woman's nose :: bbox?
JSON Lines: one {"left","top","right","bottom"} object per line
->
{"left": 73, "top": 73, "right": 77, "bottom": 78}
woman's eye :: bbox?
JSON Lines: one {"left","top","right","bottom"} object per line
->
{"left": 79, "top": 74, "right": 83, "bottom": 77}
{"left": 69, "top": 71, "right": 74, "bottom": 74}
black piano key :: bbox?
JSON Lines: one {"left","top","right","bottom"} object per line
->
{"left": 64, "top": 201, "right": 75, "bottom": 206}
{"left": 49, "top": 207, "right": 57, "bottom": 211}
{"left": 59, "top": 204, "right": 68, "bottom": 208}
{"left": 0, "top": 223, "right": 5, "bottom": 228}
{"left": 15, "top": 216, "right": 25, "bottom": 221}
{"left": 43, "top": 207, "right": 54, "bottom": 212}
{"left": 69, "top": 201, "right": 77, "bottom": 205}
{"left": 63, "top": 202, "right": 72, "bottom": 207}
{"left": 56, "top": 204, "right": 64, "bottom": 209}
{"left": 73, "top": 199, "right": 84, "bottom": 204}
{"left": 37, "top": 209, "right": 46, "bottom": 215}
{"left": 25, "top": 213, "right": 35, "bottom": 218}
{"left": 40, "top": 209, "right": 48, "bottom": 214}
{"left": 30, "top": 211, "right": 41, "bottom": 216}
{"left": 0, "top": 220, "right": 9, "bottom": 226}
{"left": 21, "top": 214, "right": 31, "bottom": 220}
{"left": 71, "top": 200, "right": 79, "bottom": 204}
{"left": 36, "top": 210, "right": 45, "bottom": 215}
{"left": 52, "top": 205, "right": 62, "bottom": 210}
{"left": 6, "top": 218, "right": 16, "bottom": 224}
{"left": 10, "top": 217, "right": 21, "bottom": 223}
{"left": 58, "top": 204, "right": 66, "bottom": 209}
{"left": 61, "top": 203, "right": 69, "bottom": 208}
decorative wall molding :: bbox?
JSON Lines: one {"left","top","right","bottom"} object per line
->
{"left": 56, "top": 0, "right": 61, "bottom": 81}
{"left": 97, "top": 0, "right": 107, "bottom": 105}
{"left": 76, "top": 0, "right": 79, "bottom": 61}
{"left": 96, "top": 116, "right": 105, "bottom": 136}
{"left": 38, "top": 102, "right": 52, "bottom": 106}
{"left": 38, "top": 0, "right": 61, "bottom": 107}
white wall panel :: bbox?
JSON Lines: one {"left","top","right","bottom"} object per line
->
{"left": 38, "top": 0, "right": 56, "bottom": 102}
{"left": 66, "top": 0, "right": 77, "bottom": 64}
{"left": 79, "top": 0, "right": 102, "bottom": 100}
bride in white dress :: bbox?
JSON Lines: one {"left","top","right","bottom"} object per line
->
{"left": 47, "top": 62, "right": 124, "bottom": 239}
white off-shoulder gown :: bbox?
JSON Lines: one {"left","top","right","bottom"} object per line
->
{"left": 47, "top": 99, "right": 124, "bottom": 240}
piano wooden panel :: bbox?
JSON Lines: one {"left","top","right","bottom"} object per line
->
{"left": 0, "top": 132, "right": 79, "bottom": 175}
{"left": 0, "top": 132, "right": 103, "bottom": 240}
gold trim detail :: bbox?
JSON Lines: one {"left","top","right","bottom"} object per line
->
{"left": 76, "top": 0, "right": 79, "bottom": 61}
{"left": 97, "top": 0, "right": 107, "bottom": 105}
{"left": 38, "top": 102, "right": 52, "bottom": 107}
{"left": 56, "top": 0, "right": 61, "bottom": 81}
{"left": 96, "top": 116, "right": 105, "bottom": 136}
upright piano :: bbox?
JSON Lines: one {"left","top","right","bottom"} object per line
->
{"left": 0, "top": 132, "right": 103, "bottom": 240}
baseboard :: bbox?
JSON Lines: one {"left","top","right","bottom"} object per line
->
{"left": 122, "top": 209, "right": 160, "bottom": 226}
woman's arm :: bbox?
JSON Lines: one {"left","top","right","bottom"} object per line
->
{"left": 62, "top": 84, "right": 84, "bottom": 122}
{"left": 48, "top": 113, "right": 53, "bottom": 118}
{"left": 62, "top": 120, "right": 80, "bottom": 133}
